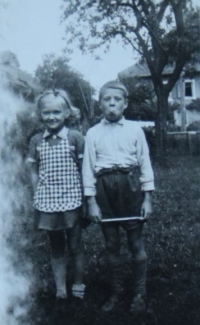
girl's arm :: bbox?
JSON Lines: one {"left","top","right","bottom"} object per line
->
{"left": 27, "top": 162, "right": 38, "bottom": 193}
{"left": 26, "top": 134, "right": 41, "bottom": 193}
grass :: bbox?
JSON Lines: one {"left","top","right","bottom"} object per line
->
{"left": 8, "top": 156, "right": 200, "bottom": 325}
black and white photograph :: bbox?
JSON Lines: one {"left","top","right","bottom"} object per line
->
{"left": 0, "top": 1, "right": 200, "bottom": 324}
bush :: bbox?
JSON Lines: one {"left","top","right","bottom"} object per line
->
{"left": 187, "top": 120, "right": 200, "bottom": 131}
{"left": 186, "top": 98, "right": 200, "bottom": 112}
{"left": 143, "top": 126, "right": 156, "bottom": 157}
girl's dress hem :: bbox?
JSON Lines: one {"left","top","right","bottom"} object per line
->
{"left": 34, "top": 208, "right": 81, "bottom": 230}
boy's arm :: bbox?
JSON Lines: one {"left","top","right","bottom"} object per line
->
{"left": 82, "top": 130, "right": 97, "bottom": 196}
{"left": 136, "top": 127, "right": 155, "bottom": 192}
{"left": 87, "top": 196, "right": 102, "bottom": 223}
{"left": 82, "top": 130, "right": 102, "bottom": 223}
{"left": 141, "top": 191, "right": 153, "bottom": 219}
{"left": 136, "top": 128, "right": 154, "bottom": 218}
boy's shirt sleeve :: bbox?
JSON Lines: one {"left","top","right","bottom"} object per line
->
{"left": 82, "top": 129, "right": 97, "bottom": 196}
{"left": 136, "top": 127, "right": 155, "bottom": 191}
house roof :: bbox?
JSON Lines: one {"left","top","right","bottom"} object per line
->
{"left": 118, "top": 62, "right": 175, "bottom": 79}
{"left": 118, "top": 61, "right": 200, "bottom": 79}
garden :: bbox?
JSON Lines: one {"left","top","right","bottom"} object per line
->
{"left": 7, "top": 155, "right": 200, "bottom": 325}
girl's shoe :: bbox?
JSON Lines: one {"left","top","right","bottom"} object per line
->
{"left": 56, "top": 290, "right": 67, "bottom": 299}
{"left": 51, "top": 257, "right": 67, "bottom": 299}
{"left": 72, "top": 283, "right": 85, "bottom": 299}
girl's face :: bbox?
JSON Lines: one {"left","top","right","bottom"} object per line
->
{"left": 41, "top": 102, "right": 70, "bottom": 132}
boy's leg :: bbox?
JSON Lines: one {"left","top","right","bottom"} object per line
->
{"left": 101, "top": 223, "right": 123, "bottom": 311}
{"left": 67, "top": 223, "right": 85, "bottom": 299}
{"left": 126, "top": 225, "right": 147, "bottom": 313}
{"left": 48, "top": 230, "right": 67, "bottom": 299}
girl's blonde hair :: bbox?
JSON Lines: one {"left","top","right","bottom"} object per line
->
{"left": 36, "top": 89, "right": 72, "bottom": 113}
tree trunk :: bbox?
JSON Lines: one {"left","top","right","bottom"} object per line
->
{"left": 155, "top": 88, "right": 169, "bottom": 162}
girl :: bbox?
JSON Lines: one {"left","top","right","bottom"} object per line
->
{"left": 27, "top": 89, "right": 85, "bottom": 300}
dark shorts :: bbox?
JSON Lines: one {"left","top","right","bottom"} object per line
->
{"left": 34, "top": 207, "right": 81, "bottom": 231}
{"left": 96, "top": 169, "right": 143, "bottom": 231}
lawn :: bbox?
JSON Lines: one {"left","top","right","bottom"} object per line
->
{"left": 7, "top": 156, "right": 200, "bottom": 325}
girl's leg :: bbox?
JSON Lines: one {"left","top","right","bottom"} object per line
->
{"left": 48, "top": 230, "right": 67, "bottom": 299}
{"left": 67, "top": 223, "right": 85, "bottom": 298}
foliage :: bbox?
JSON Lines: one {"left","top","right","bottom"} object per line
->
{"left": 143, "top": 126, "right": 157, "bottom": 157}
{"left": 120, "top": 76, "right": 175, "bottom": 123}
{"left": 35, "top": 54, "right": 96, "bottom": 124}
{"left": 119, "top": 76, "right": 156, "bottom": 121}
{"left": 187, "top": 120, "right": 200, "bottom": 131}
{"left": 168, "top": 101, "right": 181, "bottom": 111}
{"left": 61, "top": 0, "right": 200, "bottom": 157}
{"left": 167, "top": 123, "right": 181, "bottom": 132}
{"left": 186, "top": 98, "right": 200, "bottom": 112}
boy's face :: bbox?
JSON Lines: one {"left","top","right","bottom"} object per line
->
{"left": 41, "top": 103, "right": 69, "bottom": 132}
{"left": 99, "top": 88, "right": 128, "bottom": 122}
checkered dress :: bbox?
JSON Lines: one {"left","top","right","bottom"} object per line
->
{"left": 34, "top": 137, "right": 82, "bottom": 212}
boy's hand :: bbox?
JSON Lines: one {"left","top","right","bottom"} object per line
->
{"left": 87, "top": 197, "right": 102, "bottom": 223}
{"left": 141, "top": 191, "right": 153, "bottom": 219}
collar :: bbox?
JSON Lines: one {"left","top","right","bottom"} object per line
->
{"left": 43, "top": 126, "right": 69, "bottom": 139}
{"left": 102, "top": 116, "right": 125, "bottom": 126}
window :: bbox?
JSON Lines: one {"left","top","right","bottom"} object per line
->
{"left": 184, "top": 79, "right": 196, "bottom": 99}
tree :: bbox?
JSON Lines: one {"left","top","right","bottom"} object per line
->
{"left": 35, "top": 54, "right": 95, "bottom": 129}
{"left": 61, "top": 0, "right": 200, "bottom": 158}
{"left": 120, "top": 76, "right": 157, "bottom": 121}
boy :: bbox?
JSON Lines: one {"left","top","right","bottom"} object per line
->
{"left": 82, "top": 81, "right": 154, "bottom": 313}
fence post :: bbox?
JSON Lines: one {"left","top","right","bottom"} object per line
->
{"left": 187, "top": 133, "right": 192, "bottom": 155}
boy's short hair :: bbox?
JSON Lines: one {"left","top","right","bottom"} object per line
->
{"left": 99, "top": 80, "right": 128, "bottom": 100}
{"left": 37, "top": 89, "right": 72, "bottom": 111}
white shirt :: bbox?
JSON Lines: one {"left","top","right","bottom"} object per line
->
{"left": 82, "top": 117, "right": 155, "bottom": 196}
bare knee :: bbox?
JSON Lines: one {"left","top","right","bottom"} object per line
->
{"left": 128, "top": 235, "right": 147, "bottom": 262}
{"left": 106, "top": 237, "right": 120, "bottom": 255}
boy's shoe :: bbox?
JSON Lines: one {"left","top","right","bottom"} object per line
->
{"left": 101, "top": 294, "right": 120, "bottom": 312}
{"left": 129, "top": 294, "right": 146, "bottom": 314}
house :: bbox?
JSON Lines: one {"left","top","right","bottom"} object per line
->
{"left": 0, "top": 51, "right": 42, "bottom": 101}
{"left": 118, "top": 61, "right": 200, "bottom": 128}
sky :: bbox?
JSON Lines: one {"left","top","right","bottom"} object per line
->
{"left": 1, "top": 0, "right": 199, "bottom": 95}
{"left": 0, "top": 0, "right": 137, "bottom": 94}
